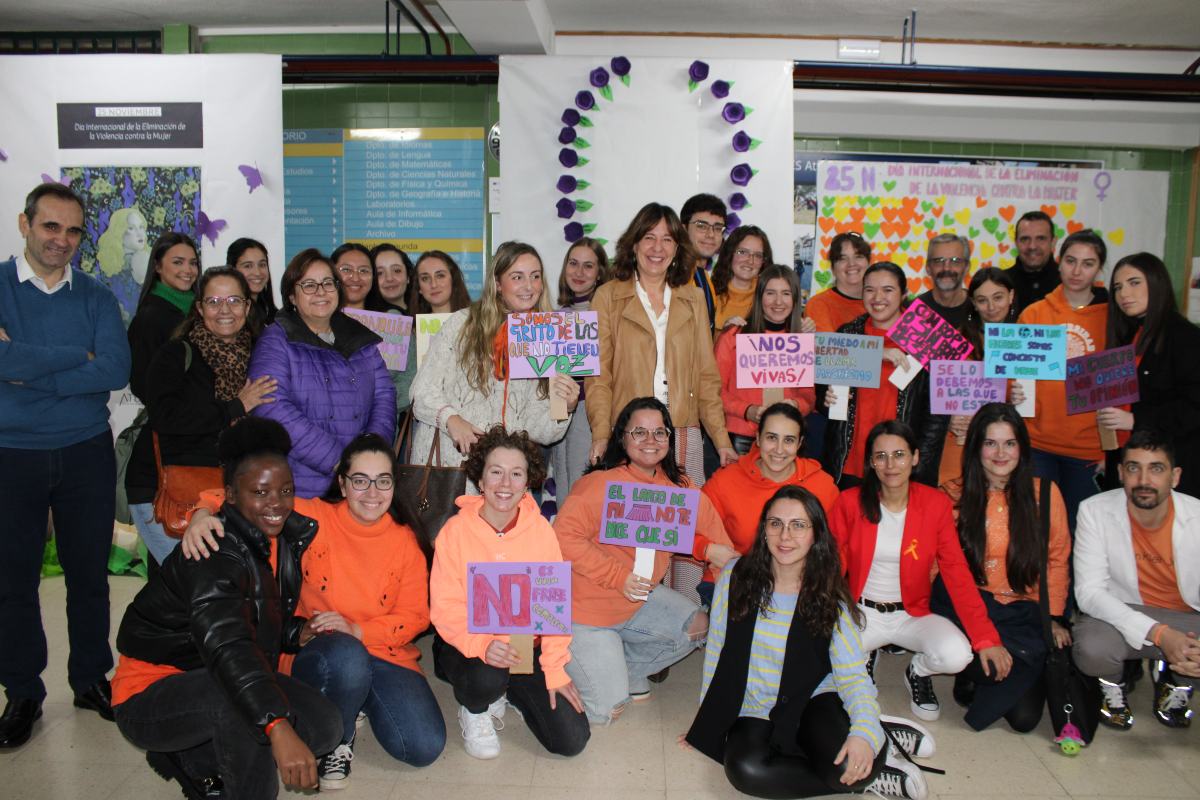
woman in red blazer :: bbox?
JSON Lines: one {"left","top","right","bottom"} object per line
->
{"left": 829, "top": 420, "right": 1010, "bottom": 722}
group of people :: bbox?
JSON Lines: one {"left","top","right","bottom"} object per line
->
{"left": 1, "top": 181, "right": 1197, "bottom": 800}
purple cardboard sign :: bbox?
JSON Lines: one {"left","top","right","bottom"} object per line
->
{"left": 1065, "top": 345, "right": 1139, "bottom": 415}
{"left": 886, "top": 299, "right": 974, "bottom": 366}
{"left": 343, "top": 308, "right": 413, "bottom": 371}
{"left": 599, "top": 481, "right": 698, "bottom": 554}
{"left": 929, "top": 360, "right": 1005, "bottom": 415}
{"left": 467, "top": 562, "right": 572, "bottom": 635}
{"left": 507, "top": 310, "right": 600, "bottom": 379}
{"left": 735, "top": 333, "right": 815, "bottom": 388}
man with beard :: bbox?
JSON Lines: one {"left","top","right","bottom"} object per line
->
{"left": 1004, "top": 211, "right": 1059, "bottom": 314}
{"left": 1073, "top": 431, "right": 1200, "bottom": 730}
{"left": 916, "top": 233, "right": 971, "bottom": 328}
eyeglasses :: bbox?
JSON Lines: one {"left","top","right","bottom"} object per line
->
{"left": 337, "top": 265, "right": 373, "bottom": 278}
{"left": 734, "top": 248, "right": 765, "bottom": 263}
{"left": 690, "top": 220, "right": 726, "bottom": 236}
{"left": 625, "top": 427, "right": 670, "bottom": 443}
{"left": 201, "top": 295, "right": 247, "bottom": 309}
{"left": 870, "top": 450, "right": 912, "bottom": 467}
{"left": 928, "top": 257, "right": 968, "bottom": 267}
{"left": 765, "top": 517, "right": 812, "bottom": 536}
{"left": 297, "top": 278, "right": 338, "bottom": 295}
{"left": 344, "top": 473, "right": 395, "bottom": 492}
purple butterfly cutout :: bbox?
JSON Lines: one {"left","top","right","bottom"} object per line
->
{"left": 0, "top": 148, "right": 8, "bottom": 162}
{"left": 196, "top": 211, "right": 228, "bottom": 246}
{"left": 40, "top": 172, "right": 70, "bottom": 186}
{"left": 238, "top": 164, "right": 264, "bottom": 193}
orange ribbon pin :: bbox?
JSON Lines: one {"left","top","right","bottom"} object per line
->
{"left": 904, "top": 539, "right": 920, "bottom": 561}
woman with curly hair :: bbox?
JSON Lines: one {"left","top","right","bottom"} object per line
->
{"left": 429, "top": 427, "right": 590, "bottom": 760}
{"left": 409, "top": 242, "right": 580, "bottom": 466}
{"left": 686, "top": 485, "right": 935, "bottom": 800}
{"left": 710, "top": 225, "right": 773, "bottom": 333}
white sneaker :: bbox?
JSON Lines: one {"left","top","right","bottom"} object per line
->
{"left": 880, "top": 715, "right": 936, "bottom": 758}
{"left": 863, "top": 746, "right": 928, "bottom": 799}
{"left": 458, "top": 705, "right": 501, "bottom": 759}
{"left": 355, "top": 710, "right": 367, "bottom": 729}
{"left": 488, "top": 696, "right": 507, "bottom": 730}
{"left": 318, "top": 742, "right": 354, "bottom": 791}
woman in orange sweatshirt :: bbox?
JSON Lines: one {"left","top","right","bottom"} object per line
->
{"left": 1016, "top": 230, "right": 1110, "bottom": 531}
{"left": 181, "top": 433, "right": 443, "bottom": 790}
{"left": 554, "top": 397, "right": 732, "bottom": 724}
{"left": 429, "top": 427, "right": 589, "bottom": 760}
{"left": 938, "top": 403, "right": 1070, "bottom": 733}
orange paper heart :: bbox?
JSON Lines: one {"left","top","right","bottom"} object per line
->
{"left": 819, "top": 217, "right": 835, "bottom": 232}
{"left": 999, "top": 205, "right": 1015, "bottom": 222}
{"left": 975, "top": 196, "right": 987, "bottom": 208}
{"left": 907, "top": 278, "right": 923, "bottom": 294}
{"left": 909, "top": 256, "right": 925, "bottom": 271}
{"left": 1067, "top": 220, "right": 1084, "bottom": 234}
{"left": 1040, "top": 204, "right": 1057, "bottom": 218}
{"left": 849, "top": 208, "right": 866, "bottom": 222}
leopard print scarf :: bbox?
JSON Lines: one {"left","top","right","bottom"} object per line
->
{"left": 187, "top": 324, "right": 251, "bottom": 402}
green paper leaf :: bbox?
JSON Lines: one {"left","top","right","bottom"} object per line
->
{"left": 751, "top": 168, "right": 759, "bottom": 177}
{"left": 620, "top": 74, "right": 630, "bottom": 87}
{"left": 573, "top": 137, "right": 591, "bottom": 149}
{"left": 579, "top": 116, "right": 594, "bottom": 127}
{"left": 599, "top": 85, "right": 613, "bottom": 102}
{"left": 596, "top": 237, "right": 610, "bottom": 245}
{"left": 583, "top": 223, "right": 597, "bottom": 234}
{"left": 577, "top": 157, "right": 589, "bottom": 167}
{"left": 688, "top": 80, "right": 698, "bottom": 92}
{"left": 749, "top": 139, "right": 761, "bottom": 150}
{"left": 744, "top": 106, "right": 754, "bottom": 116}
{"left": 576, "top": 180, "right": 591, "bottom": 190}
{"left": 575, "top": 199, "right": 594, "bottom": 211}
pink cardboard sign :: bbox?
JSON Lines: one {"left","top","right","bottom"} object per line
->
{"left": 929, "top": 360, "right": 1005, "bottom": 415}
{"left": 507, "top": 310, "right": 600, "bottom": 379}
{"left": 735, "top": 333, "right": 815, "bottom": 388}
{"left": 343, "top": 308, "right": 413, "bottom": 371}
{"left": 466, "top": 562, "right": 572, "bottom": 635}
{"left": 599, "top": 481, "right": 698, "bottom": 554}
{"left": 886, "top": 299, "right": 973, "bottom": 366}
{"left": 1065, "top": 345, "right": 1139, "bottom": 415}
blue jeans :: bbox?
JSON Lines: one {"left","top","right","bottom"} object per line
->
{"left": 291, "top": 632, "right": 445, "bottom": 766}
{"left": 565, "top": 585, "right": 704, "bottom": 724}
{"left": 130, "top": 502, "right": 178, "bottom": 565}
{"left": 1030, "top": 449, "right": 1099, "bottom": 534}
{"left": 0, "top": 432, "right": 115, "bottom": 700}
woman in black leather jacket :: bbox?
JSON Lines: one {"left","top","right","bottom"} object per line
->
{"left": 111, "top": 417, "right": 340, "bottom": 799}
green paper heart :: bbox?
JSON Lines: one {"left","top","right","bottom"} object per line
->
{"left": 921, "top": 201, "right": 933, "bottom": 212}
{"left": 982, "top": 217, "right": 1000, "bottom": 234}
{"left": 995, "top": 230, "right": 1007, "bottom": 241}
{"left": 864, "top": 222, "right": 881, "bottom": 237}
{"left": 943, "top": 214, "right": 954, "bottom": 226}
{"left": 969, "top": 227, "right": 980, "bottom": 238}
{"left": 579, "top": 116, "right": 594, "bottom": 128}
{"left": 573, "top": 138, "right": 591, "bottom": 149}
{"left": 815, "top": 272, "right": 832, "bottom": 287}
{"left": 599, "top": 85, "right": 613, "bottom": 102}
{"left": 575, "top": 199, "right": 594, "bottom": 211}
{"left": 899, "top": 240, "right": 911, "bottom": 251}
{"left": 924, "top": 219, "right": 936, "bottom": 230}
{"left": 862, "top": 196, "right": 880, "bottom": 207}
{"left": 620, "top": 75, "right": 630, "bottom": 87}
{"left": 883, "top": 180, "right": 897, "bottom": 191}
{"left": 1054, "top": 225, "right": 1065, "bottom": 238}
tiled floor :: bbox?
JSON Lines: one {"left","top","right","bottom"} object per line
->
{"left": 4, "top": 575, "right": 1197, "bottom": 800}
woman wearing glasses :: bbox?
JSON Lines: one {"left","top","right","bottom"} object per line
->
{"left": 331, "top": 243, "right": 375, "bottom": 311}
{"left": 249, "top": 248, "right": 396, "bottom": 498}
{"left": 181, "top": 434, "right": 444, "bottom": 790}
{"left": 830, "top": 420, "right": 1008, "bottom": 723}
{"left": 132, "top": 267, "right": 276, "bottom": 564}
{"left": 710, "top": 225, "right": 774, "bottom": 333}
{"left": 555, "top": 397, "right": 732, "bottom": 723}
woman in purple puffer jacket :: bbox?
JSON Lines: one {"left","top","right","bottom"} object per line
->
{"left": 248, "top": 248, "right": 395, "bottom": 497}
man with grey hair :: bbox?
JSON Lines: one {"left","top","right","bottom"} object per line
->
{"left": 917, "top": 233, "right": 972, "bottom": 328}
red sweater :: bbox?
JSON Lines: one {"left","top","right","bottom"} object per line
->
{"left": 829, "top": 483, "right": 1000, "bottom": 651}
{"left": 714, "top": 327, "right": 817, "bottom": 438}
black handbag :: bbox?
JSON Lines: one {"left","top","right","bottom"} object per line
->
{"left": 1037, "top": 478, "right": 1101, "bottom": 748}
{"left": 394, "top": 406, "right": 467, "bottom": 544}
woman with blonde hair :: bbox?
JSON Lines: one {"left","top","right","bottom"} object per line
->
{"left": 410, "top": 241, "right": 580, "bottom": 467}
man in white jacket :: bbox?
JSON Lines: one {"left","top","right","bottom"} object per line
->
{"left": 1073, "top": 431, "right": 1200, "bottom": 730}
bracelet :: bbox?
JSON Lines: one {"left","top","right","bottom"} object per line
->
{"left": 1152, "top": 624, "right": 1167, "bottom": 648}
{"left": 264, "top": 717, "right": 284, "bottom": 737}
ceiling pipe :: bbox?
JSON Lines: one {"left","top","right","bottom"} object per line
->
{"left": 389, "top": 0, "right": 431, "bottom": 56}
{"left": 411, "top": 0, "right": 452, "bottom": 55}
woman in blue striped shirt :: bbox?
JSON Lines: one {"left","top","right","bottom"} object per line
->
{"left": 685, "top": 486, "right": 936, "bottom": 799}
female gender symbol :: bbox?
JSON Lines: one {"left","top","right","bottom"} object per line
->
{"left": 1093, "top": 171, "right": 1112, "bottom": 201}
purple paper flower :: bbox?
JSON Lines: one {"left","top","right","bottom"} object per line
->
{"left": 557, "top": 175, "right": 578, "bottom": 194}
{"left": 729, "top": 193, "right": 748, "bottom": 211}
{"left": 732, "top": 131, "right": 752, "bottom": 152}
{"left": 575, "top": 91, "right": 596, "bottom": 110}
{"left": 559, "top": 148, "right": 580, "bottom": 168}
{"left": 557, "top": 198, "right": 577, "bottom": 219}
{"left": 722, "top": 102, "right": 746, "bottom": 124}
{"left": 611, "top": 56, "right": 631, "bottom": 76}
{"left": 711, "top": 80, "right": 731, "bottom": 98}
{"left": 590, "top": 67, "right": 610, "bottom": 88}
{"left": 558, "top": 127, "right": 577, "bottom": 145}
{"left": 726, "top": 212, "right": 742, "bottom": 230}
{"left": 564, "top": 222, "right": 585, "bottom": 241}
{"left": 730, "top": 163, "right": 755, "bottom": 186}
{"left": 688, "top": 60, "right": 709, "bottom": 83}
{"left": 561, "top": 108, "right": 581, "bottom": 126}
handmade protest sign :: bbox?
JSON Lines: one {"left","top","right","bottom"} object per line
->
{"left": 600, "top": 481, "right": 698, "bottom": 555}
{"left": 813, "top": 333, "right": 884, "bottom": 388}
{"left": 929, "top": 360, "right": 1006, "bottom": 415}
{"left": 507, "top": 310, "right": 601, "bottom": 379}
{"left": 344, "top": 308, "right": 412, "bottom": 371}
{"left": 886, "top": 299, "right": 974, "bottom": 366}
{"left": 982, "top": 323, "right": 1067, "bottom": 380}
{"left": 1065, "top": 345, "right": 1139, "bottom": 415}
{"left": 415, "top": 313, "right": 452, "bottom": 369}
{"left": 735, "top": 333, "right": 815, "bottom": 389}
{"left": 467, "top": 562, "right": 572, "bottom": 635}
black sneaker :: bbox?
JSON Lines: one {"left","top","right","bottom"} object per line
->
{"left": 146, "top": 751, "right": 223, "bottom": 800}
{"left": 1098, "top": 678, "right": 1133, "bottom": 730}
{"left": 904, "top": 664, "right": 940, "bottom": 721}
{"left": 1151, "top": 660, "right": 1193, "bottom": 729}
{"left": 318, "top": 740, "right": 354, "bottom": 791}
{"left": 952, "top": 674, "right": 975, "bottom": 708}
{"left": 880, "top": 715, "right": 935, "bottom": 758}
{"left": 862, "top": 747, "right": 928, "bottom": 799}
{"left": 865, "top": 649, "right": 879, "bottom": 684}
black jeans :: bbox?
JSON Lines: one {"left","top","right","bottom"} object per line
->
{"left": 0, "top": 432, "right": 115, "bottom": 700}
{"left": 115, "top": 669, "right": 342, "bottom": 800}
{"left": 435, "top": 636, "right": 590, "bottom": 757}
{"left": 722, "top": 692, "right": 886, "bottom": 799}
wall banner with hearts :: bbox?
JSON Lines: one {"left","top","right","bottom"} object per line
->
{"left": 812, "top": 161, "right": 1167, "bottom": 297}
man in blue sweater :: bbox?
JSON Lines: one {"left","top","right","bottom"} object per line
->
{"left": 0, "top": 183, "right": 131, "bottom": 749}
